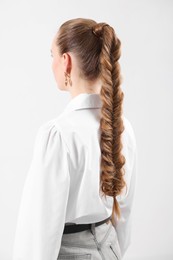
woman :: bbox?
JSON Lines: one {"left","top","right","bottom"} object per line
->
{"left": 12, "top": 18, "right": 137, "bottom": 260}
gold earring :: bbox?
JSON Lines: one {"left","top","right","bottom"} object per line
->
{"left": 64, "top": 72, "right": 68, "bottom": 86}
{"left": 69, "top": 75, "right": 72, "bottom": 87}
{"left": 64, "top": 72, "right": 72, "bottom": 87}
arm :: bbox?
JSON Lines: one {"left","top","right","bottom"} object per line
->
{"left": 12, "top": 123, "right": 70, "bottom": 260}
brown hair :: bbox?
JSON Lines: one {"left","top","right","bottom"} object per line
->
{"left": 56, "top": 18, "right": 127, "bottom": 224}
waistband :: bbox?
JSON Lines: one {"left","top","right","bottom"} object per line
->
{"left": 63, "top": 216, "right": 111, "bottom": 234}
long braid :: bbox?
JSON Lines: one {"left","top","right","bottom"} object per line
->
{"left": 92, "top": 23, "right": 127, "bottom": 223}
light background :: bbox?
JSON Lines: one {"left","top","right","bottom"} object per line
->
{"left": 0, "top": 0, "right": 172, "bottom": 259}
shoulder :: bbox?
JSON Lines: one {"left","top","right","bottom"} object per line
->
{"left": 37, "top": 112, "right": 71, "bottom": 132}
{"left": 37, "top": 117, "right": 58, "bottom": 132}
{"left": 36, "top": 115, "right": 66, "bottom": 136}
{"left": 33, "top": 117, "right": 69, "bottom": 154}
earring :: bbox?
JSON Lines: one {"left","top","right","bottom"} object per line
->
{"left": 64, "top": 72, "right": 72, "bottom": 87}
{"left": 64, "top": 72, "right": 68, "bottom": 86}
{"left": 69, "top": 75, "right": 72, "bottom": 87}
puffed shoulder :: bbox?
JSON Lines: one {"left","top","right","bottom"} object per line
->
{"left": 35, "top": 118, "right": 60, "bottom": 137}
{"left": 31, "top": 119, "right": 70, "bottom": 163}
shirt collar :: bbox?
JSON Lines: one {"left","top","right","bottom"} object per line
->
{"left": 63, "top": 93, "right": 102, "bottom": 113}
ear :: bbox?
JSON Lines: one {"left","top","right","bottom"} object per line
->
{"left": 62, "top": 53, "right": 72, "bottom": 74}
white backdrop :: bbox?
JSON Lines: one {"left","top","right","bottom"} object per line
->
{"left": 0, "top": 0, "right": 172, "bottom": 259}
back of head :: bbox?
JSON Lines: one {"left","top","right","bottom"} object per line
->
{"left": 56, "top": 18, "right": 126, "bottom": 222}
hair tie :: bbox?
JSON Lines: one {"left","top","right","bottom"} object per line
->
{"left": 92, "top": 23, "right": 109, "bottom": 38}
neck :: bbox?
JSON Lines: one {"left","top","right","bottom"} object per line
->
{"left": 68, "top": 77, "right": 102, "bottom": 99}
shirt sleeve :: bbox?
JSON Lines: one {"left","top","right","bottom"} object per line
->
{"left": 12, "top": 122, "right": 71, "bottom": 260}
{"left": 112, "top": 118, "right": 138, "bottom": 258}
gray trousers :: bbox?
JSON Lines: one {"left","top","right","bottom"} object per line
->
{"left": 57, "top": 220, "right": 122, "bottom": 260}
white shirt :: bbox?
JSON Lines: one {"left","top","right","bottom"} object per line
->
{"left": 12, "top": 93, "right": 137, "bottom": 260}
